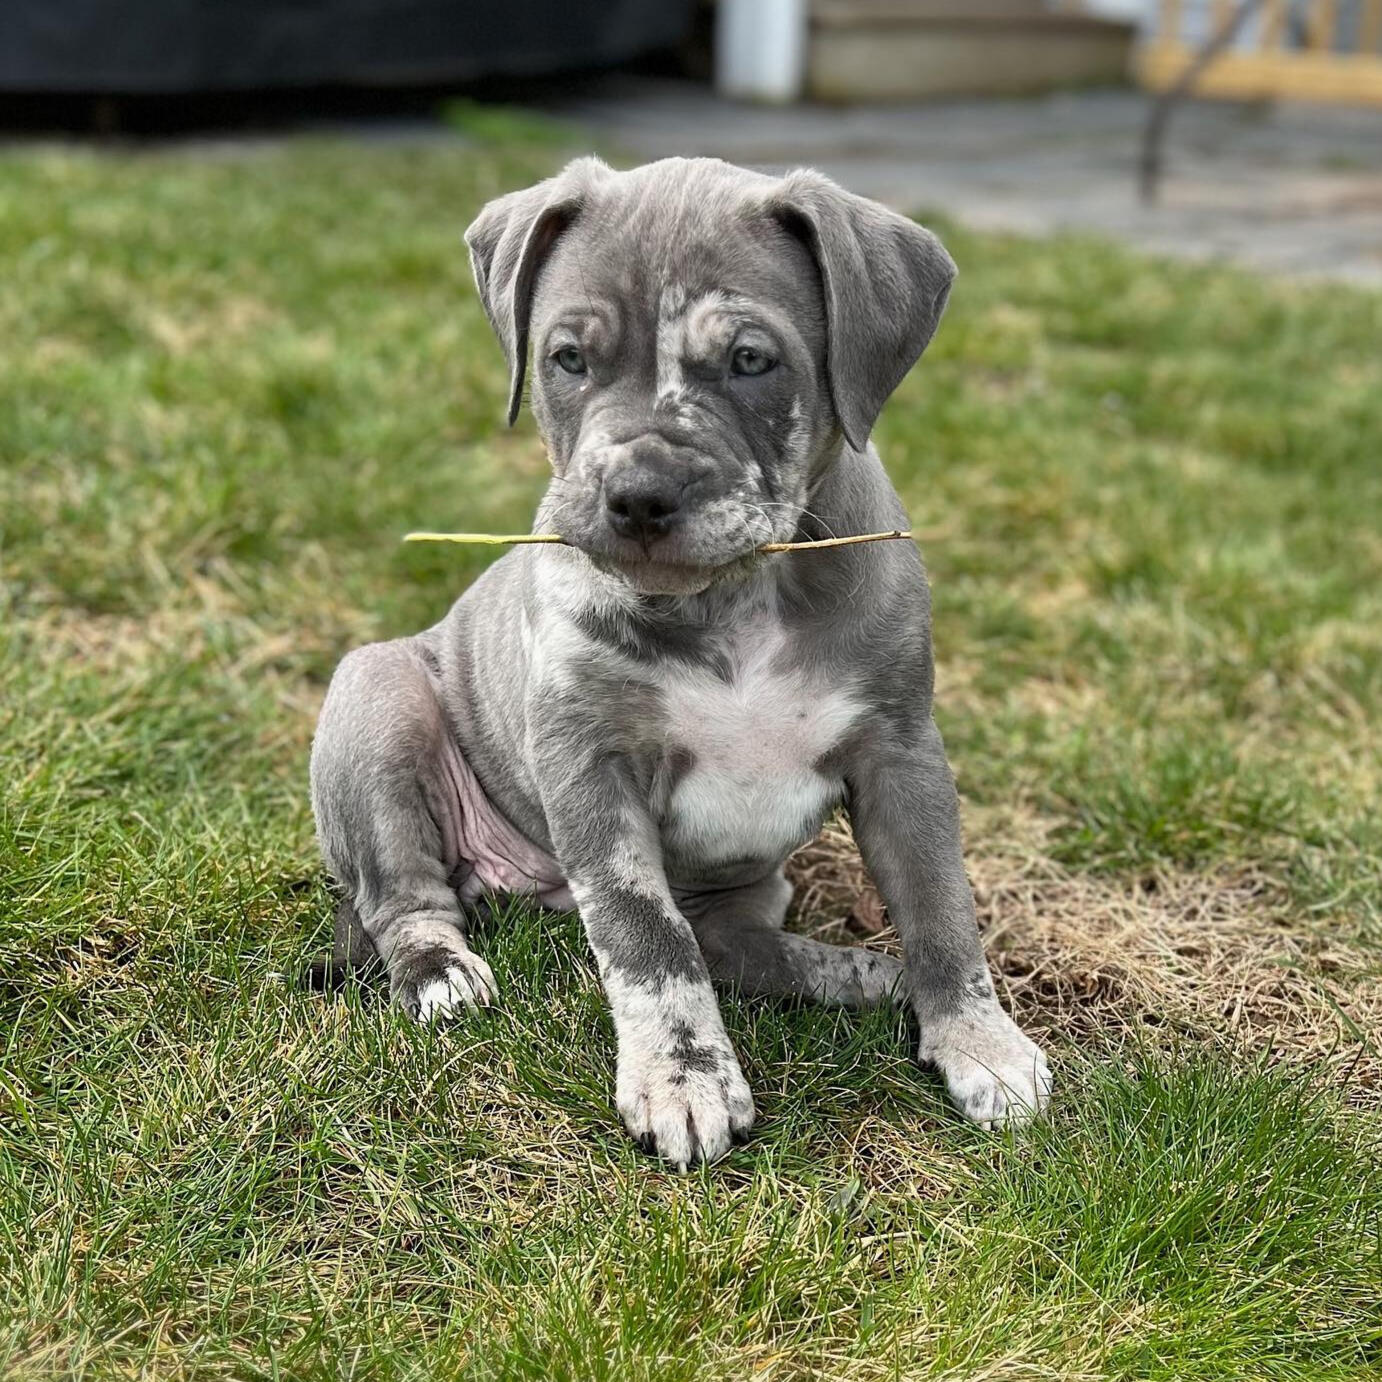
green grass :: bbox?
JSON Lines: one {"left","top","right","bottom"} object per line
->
{"left": 1, "top": 126, "right": 1380, "bottom": 1379}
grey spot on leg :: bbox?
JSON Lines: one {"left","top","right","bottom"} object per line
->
{"left": 669, "top": 1020, "right": 723, "bottom": 1074}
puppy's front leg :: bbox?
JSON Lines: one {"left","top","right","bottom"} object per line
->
{"left": 537, "top": 751, "right": 754, "bottom": 1168}
{"left": 848, "top": 718, "right": 1052, "bottom": 1128}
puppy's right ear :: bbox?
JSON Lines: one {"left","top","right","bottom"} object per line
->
{"left": 465, "top": 156, "right": 610, "bottom": 426}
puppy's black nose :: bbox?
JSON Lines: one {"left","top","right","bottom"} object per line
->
{"left": 604, "top": 466, "right": 685, "bottom": 543}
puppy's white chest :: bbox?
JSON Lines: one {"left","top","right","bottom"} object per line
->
{"left": 659, "top": 633, "right": 860, "bottom": 865}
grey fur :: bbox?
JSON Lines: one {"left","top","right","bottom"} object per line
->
{"left": 310, "top": 156, "right": 1051, "bottom": 1167}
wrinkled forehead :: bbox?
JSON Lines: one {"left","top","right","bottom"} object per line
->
{"left": 531, "top": 192, "right": 825, "bottom": 345}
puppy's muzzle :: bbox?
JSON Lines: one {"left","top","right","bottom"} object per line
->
{"left": 597, "top": 438, "right": 714, "bottom": 551}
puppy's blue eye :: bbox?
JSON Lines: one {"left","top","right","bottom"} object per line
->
{"left": 553, "top": 346, "right": 587, "bottom": 375}
{"left": 731, "top": 346, "right": 774, "bottom": 377}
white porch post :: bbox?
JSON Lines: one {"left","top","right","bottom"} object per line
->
{"left": 714, "top": 0, "right": 808, "bottom": 103}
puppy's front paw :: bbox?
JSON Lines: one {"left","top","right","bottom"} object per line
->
{"left": 392, "top": 941, "right": 497, "bottom": 1022}
{"left": 919, "top": 1005, "right": 1052, "bottom": 1130}
{"left": 617, "top": 1036, "right": 755, "bottom": 1170}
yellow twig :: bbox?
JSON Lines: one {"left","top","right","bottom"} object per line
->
{"left": 403, "top": 529, "right": 914, "bottom": 553}
{"left": 758, "top": 529, "right": 912, "bottom": 553}
{"left": 403, "top": 532, "right": 566, "bottom": 546}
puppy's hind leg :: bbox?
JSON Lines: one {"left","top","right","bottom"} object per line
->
{"left": 310, "top": 637, "right": 496, "bottom": 1022}
{"left": 680, "top": 870, "right": 904, "bottom": 1010}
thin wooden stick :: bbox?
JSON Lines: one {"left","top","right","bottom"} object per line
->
{"left": 403, "top": 529, "right": 914, "bottom": 554}
{"left": 404, "top": 532, "right": 566, "bottom": 546}
{"left": 758, "top": 529, "right": 912, "bottom": 553}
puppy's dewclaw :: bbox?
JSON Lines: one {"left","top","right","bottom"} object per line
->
{"left": 310, "top": 155, "right": 1051, "bottom": 1159}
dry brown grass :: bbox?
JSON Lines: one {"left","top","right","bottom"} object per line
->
{"left": 787, "top": 818, "right": 1382, "bottom": 1105}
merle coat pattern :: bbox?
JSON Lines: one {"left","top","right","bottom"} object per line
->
{"left": 310, "top": 157, "right": 1051, "bottom": 1167}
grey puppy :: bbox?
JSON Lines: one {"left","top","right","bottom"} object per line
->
{"left": 310, "top": 155, "right": 1051, "bottom": 1167}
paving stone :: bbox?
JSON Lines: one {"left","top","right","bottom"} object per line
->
{"left": 542, "top": 78, "right": 1382, "bottom": 285}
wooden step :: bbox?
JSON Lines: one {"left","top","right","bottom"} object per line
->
{"left": 814, "top": 0, "right": 1052, "bottom": 17}
{"left": 807, "top": 7, "right": 1136, "bottom": 101}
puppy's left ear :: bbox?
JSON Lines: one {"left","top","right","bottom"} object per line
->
{"left": 465, "top": 156, "right": 611, "bottom": 425}
{"left": 769, "top": 171, "right": 956, "bottom": 452}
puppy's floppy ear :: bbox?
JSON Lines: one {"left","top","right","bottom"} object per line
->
{"left": 769, "top": 170, "right": 956, "bottom": 452}
{"left": 464, "top": 156, "right": 611, "bottom": 425}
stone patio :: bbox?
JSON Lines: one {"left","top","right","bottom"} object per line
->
{"left": 541, "top": 78, "right": 1382, "bottom": 285}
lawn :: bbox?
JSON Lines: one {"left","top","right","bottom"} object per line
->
{"left": 1, "top": 119, "right": 1380, "bottom": 1380}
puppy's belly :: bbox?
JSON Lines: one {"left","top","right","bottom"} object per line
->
{"left": 662, "top": 763, "right": 843, "bottom": 871}
{"left": 431, "top": 731, "right": 574, "bottom": 910}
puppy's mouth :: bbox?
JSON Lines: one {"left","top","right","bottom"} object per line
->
{"left": 589, "top": 547, "right": 760, "bottom": 597}
{"left": 549, "top": 496, "right": 788, "bottom": 594}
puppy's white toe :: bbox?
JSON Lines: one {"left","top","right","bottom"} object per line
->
{"left": 920, "top": 1006, "right": 1052, "bottom": 1130}
{"left": 617, "top": 1048, "right": 755, "bottom": 1169}
{"left": 412, "top": 955, "right": 497, "bottom": 1022}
